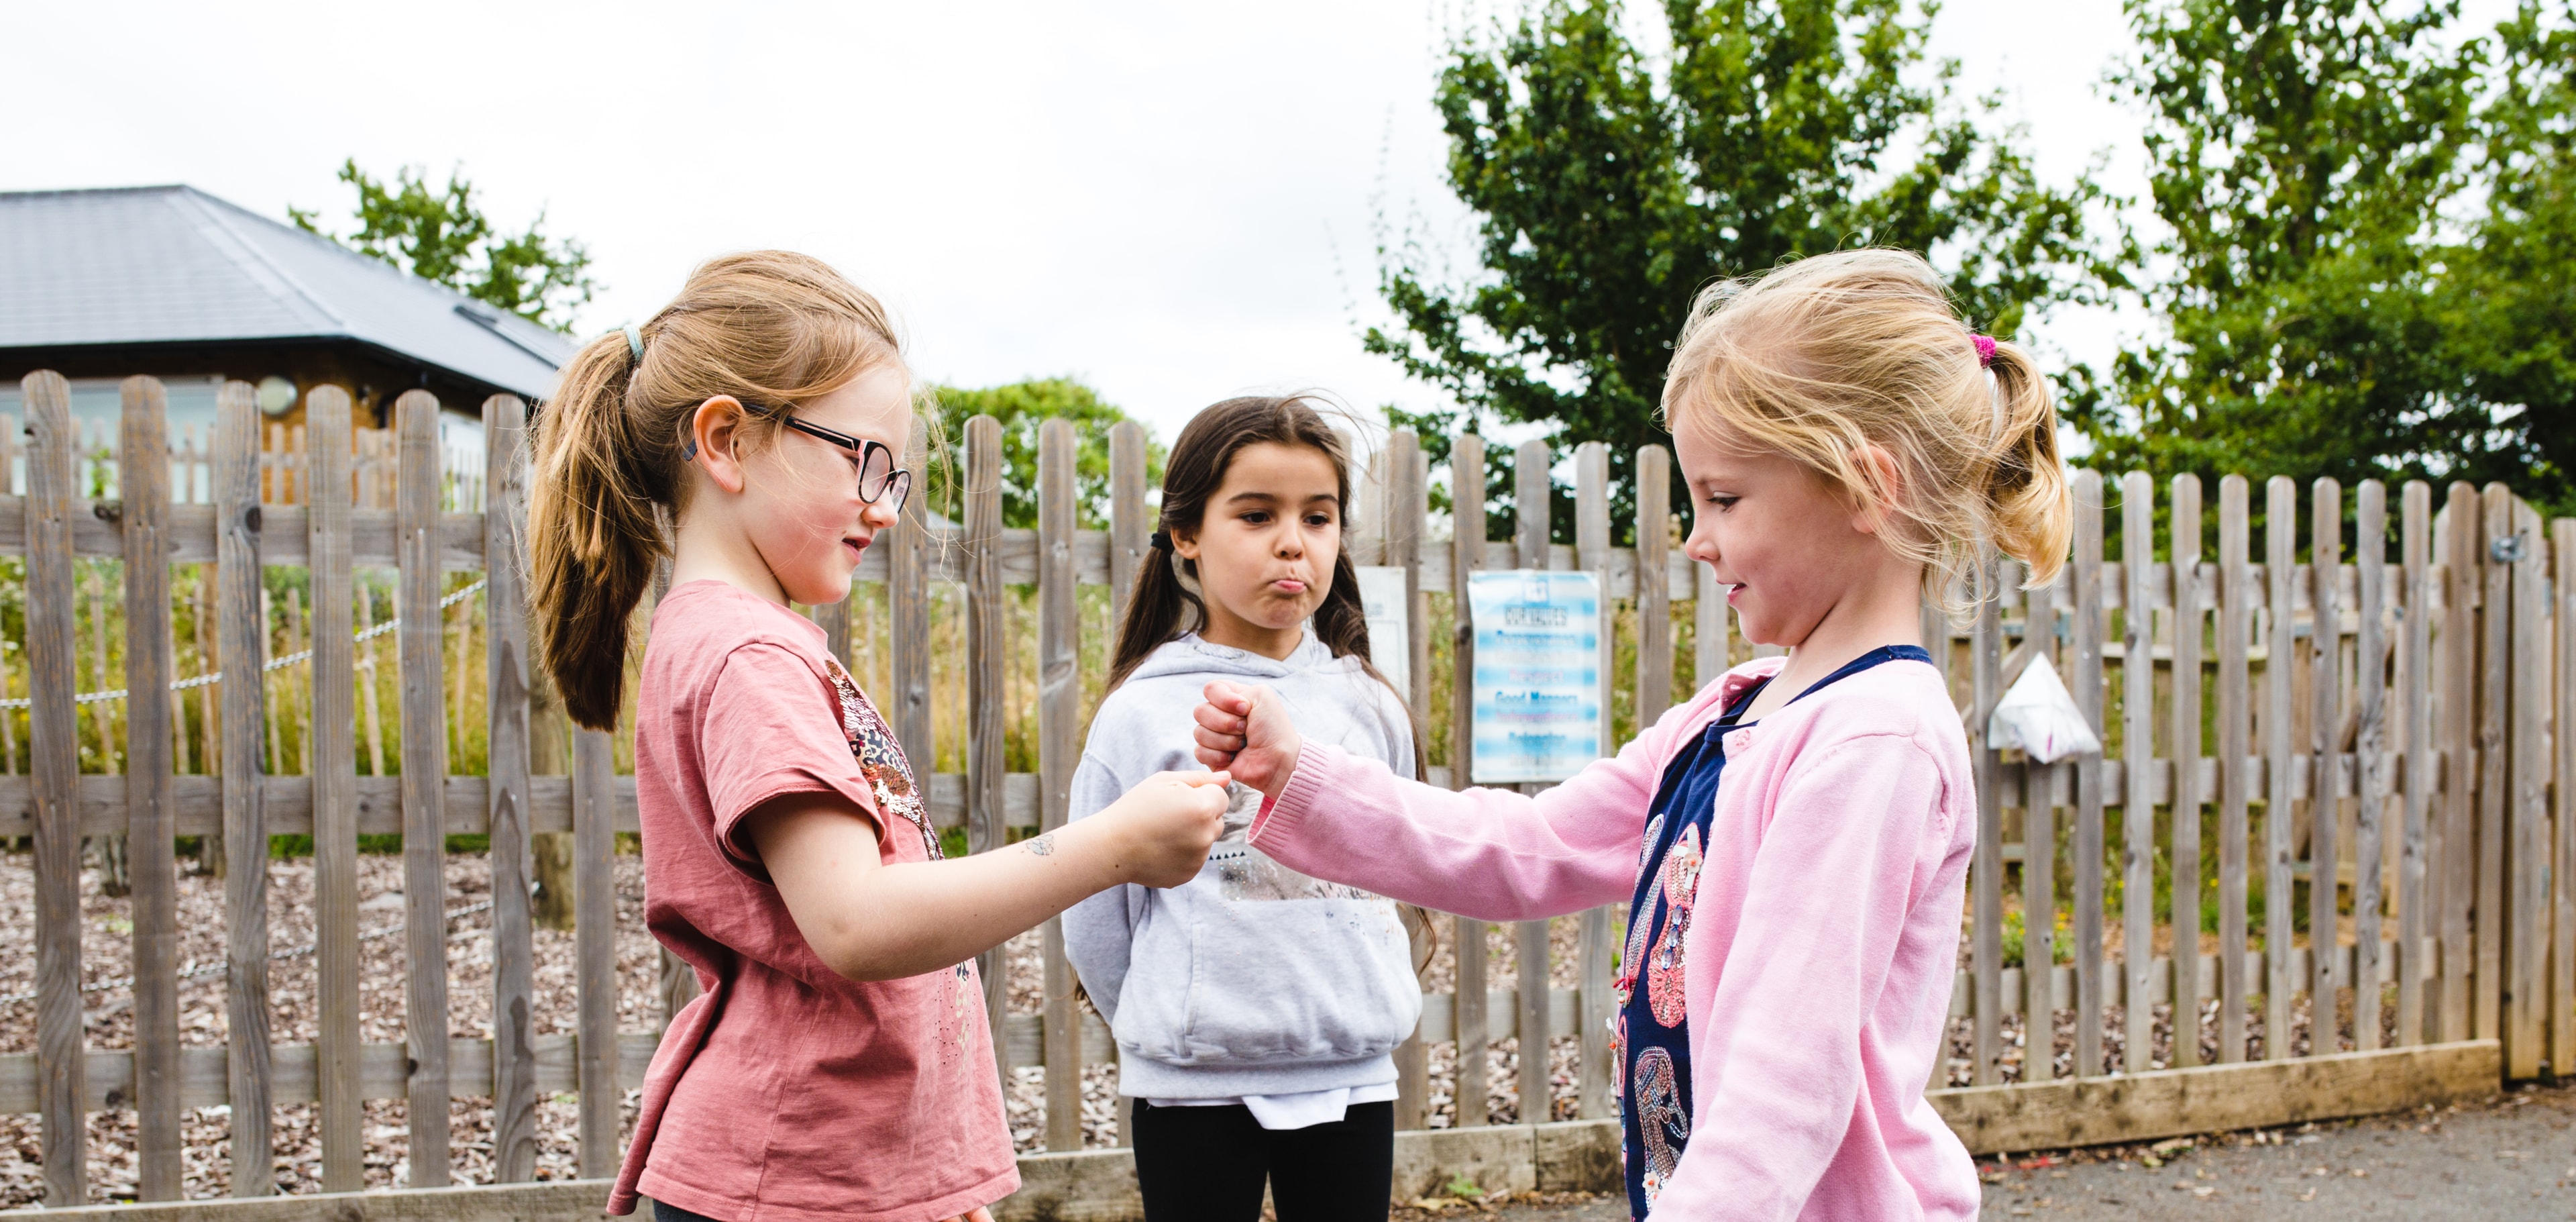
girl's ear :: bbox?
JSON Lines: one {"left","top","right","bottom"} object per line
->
{"left": 692, "top": 397, "right": 753, "bottom": 495}
{"left": 1169, "top": 524, "right": 1201, "bottom": 561}
{"left": 1849, "top": 442, "right": 1904, "bottom": 537}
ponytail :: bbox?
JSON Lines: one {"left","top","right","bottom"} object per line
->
{"left": 527, "top": 250, "right": 901, "bottom": 730}
{"left": 1980, "top": 340, "right": 2071, "bottom": 588}
{"left": 1104, "top": 536, "right": 1207, "bottom": 694}
{"left": 528, "top": 334, "right": 673, "bottom": 729}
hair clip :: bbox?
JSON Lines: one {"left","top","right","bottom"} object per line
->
{"left": 682, "top": 437, "right": 698, "bottom": 462}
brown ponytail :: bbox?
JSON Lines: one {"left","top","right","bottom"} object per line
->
{"left": 527, "top": 251, "right": 901, "bottom": 729}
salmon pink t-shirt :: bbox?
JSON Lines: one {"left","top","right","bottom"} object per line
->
{"left": 607, "top": 580, "right": 1015, "bottom": 1222}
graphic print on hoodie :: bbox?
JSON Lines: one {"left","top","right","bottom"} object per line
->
{"left": 1062, "top": 632, "right": 1423, "bottom": 1101}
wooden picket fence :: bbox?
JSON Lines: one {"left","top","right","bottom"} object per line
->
{"left": 0, "top": 372, "right": 2546, "bottom": 1209}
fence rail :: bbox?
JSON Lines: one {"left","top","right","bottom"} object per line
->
{"left": 2, "top": 370, "right": 2568, "bottom": 1207}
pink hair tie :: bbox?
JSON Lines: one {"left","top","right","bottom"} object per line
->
{"left": 1972, "top": 334, "right": 1998, "bottom": 368}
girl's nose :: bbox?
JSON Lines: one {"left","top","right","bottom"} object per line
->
{"left": 861, "top": 496, "right": 901, "bottom": 531}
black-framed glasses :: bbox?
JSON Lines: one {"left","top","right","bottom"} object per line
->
{"left": 759, "top": 405, "right": 912, "bottom": 513}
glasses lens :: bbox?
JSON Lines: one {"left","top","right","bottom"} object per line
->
{"left": 881, "top": 469, "right": 912, "bottom": 514}
{"left": 857, "top": 442, "right": 896, "bottom": 501}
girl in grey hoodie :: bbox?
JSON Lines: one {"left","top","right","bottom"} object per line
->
{"left": 1064, "top": 396, "right": 1423, "bottom": 1221}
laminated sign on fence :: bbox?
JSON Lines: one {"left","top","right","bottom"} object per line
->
{"left": 1468, "top": 569, "right": 1602, "bottom": 784}
{"left": 1356, "top": 565, "right": 1411, "bottom": 702}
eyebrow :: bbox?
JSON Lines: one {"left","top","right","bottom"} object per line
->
{"left": 1223, "top": 491, "right": 1340, "bottom": 506}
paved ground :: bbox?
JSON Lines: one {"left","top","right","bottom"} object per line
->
{"left": 1401, "top": 1080, "right": 2576, "bottom": 1220}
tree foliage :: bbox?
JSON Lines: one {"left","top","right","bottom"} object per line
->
{"left": 1373, "top": 0, "right": 2118, "bottom": 539}
{"left": 291, "top": 159, "right": 598, "bottom": 333}
{"left": 2076, "top": 1, "right": 2576, "bottom": 511}
{"left": 927, "top": 378, "right": 1162, "bottom": 530}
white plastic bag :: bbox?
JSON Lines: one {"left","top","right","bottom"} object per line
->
{"left": 1985, "top": 654, "right": 2101, "bottom": 764}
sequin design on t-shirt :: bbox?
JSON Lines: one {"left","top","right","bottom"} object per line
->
{"left": 822, "top": 657, "right": 983, "bottom": 1063}
{"left": 822, "top": 658, "right": 939, "bottom": 861}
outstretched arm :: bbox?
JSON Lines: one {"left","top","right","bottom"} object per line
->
{"left": 749, "top": 770, "right": 1228, "bottom": 982}
{"left": 1195, "top": 680, "right": 1706, "bottom": 921}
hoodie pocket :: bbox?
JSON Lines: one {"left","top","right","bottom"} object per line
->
{"left": 1172, "top": 896, "right": 1423, "bottom": 1064}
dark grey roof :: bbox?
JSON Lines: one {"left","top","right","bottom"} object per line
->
{"left": 0, "top": 185, "right": 574, "bottom": 401}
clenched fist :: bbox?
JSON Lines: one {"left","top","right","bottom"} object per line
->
{"left": 1191, "top": 680, "right": 1305, "bottom": 802}
{"left": 1097, "top": 770, "right": 1231, "bottom": 888}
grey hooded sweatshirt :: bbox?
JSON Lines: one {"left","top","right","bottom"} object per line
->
{"left": 1063, "top": 632, "right": 1422, "bottom": 1100}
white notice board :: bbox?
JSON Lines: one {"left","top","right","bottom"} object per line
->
{"left": 1468, "top": 570, "right": 1603, "bottom": 784}
{"left": 1354, "top": 566, "right": 1410, "bottom": 702}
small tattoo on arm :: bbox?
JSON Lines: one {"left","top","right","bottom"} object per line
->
{"left": 1022, "top": 833, "right": 1057, "bottom": 857}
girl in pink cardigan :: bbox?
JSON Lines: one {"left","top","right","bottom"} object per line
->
{"left": 1189, "top": 250, "right": 2072, "bottom": 1220}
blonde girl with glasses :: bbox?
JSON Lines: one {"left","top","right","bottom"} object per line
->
{"left": 527, "top": 251, "right": 1230, "bottom": 1222}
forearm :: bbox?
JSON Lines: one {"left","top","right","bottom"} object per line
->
{"left": 1250, "top": 742, "right": 1644, "bottom": 921}
{"left": 773, "top": 817, "right": 1132, "bottom": 982}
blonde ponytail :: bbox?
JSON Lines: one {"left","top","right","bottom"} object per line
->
{"left": 1979, "top": 341, "right": 2070, "bottom": 587}
{"left": 527, "top": 251, "right": 900, "bottom": 729}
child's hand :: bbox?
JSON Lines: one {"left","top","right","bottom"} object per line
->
{"left": 1191, "top": 680, "right": 1303, "bottom": 801}
{"left": 1099, "top": 770, "right": 1231, "bottom": 887}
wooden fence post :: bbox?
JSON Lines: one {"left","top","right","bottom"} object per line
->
{"left": 307, "top": 385, "right": 364, "bottom": 1190}
{"left": 1635, "top": 446, "right": 1672, "bottom": 731}
{"left": 1036, "top": 418, "right": 1081, "bottom": 1152}
{"left": 395, "top": 389, "right": 448, "bottom": 1186}
{"left": 964, "top": 415, "right": 1009, "bottom": 1088}
{"left": 2310, "top": 478, "right": 2344, "bottom": 1046}
{"left": 1450, "top": 432, "right": 1489, "bottom": 1125}
{"left": 1514, "top": 438, "right": 1552, "bottom": 1121}
{"left": 573, "top": 727, "right": 618, "bottom": 1176}
{"left": 2440, "top": 482, "right": 2478, "bottom": 1043}
{"left": 2262, "top": 476, "right": 2297, "bottom": 1060}
{"left": 2477, "top": 484, "right": 2510, "bottom": 1046}
{"left": 2170, "top": 474, "right": 2204, "bottom": 1068}
{"left": 121, "top": 376, "right": 182, "bottom": 1199}
{"left": 2553, "top": 515, "right": 2576, "bottom": 1074}
{"left": 2508, "top": 495, "right": 2546, "bottom": 1077}
{"left": 1971, "top": 545, "right": 2002, "bottom": 1086}
{"left": 1389, "top": 429, "right": 1430, "bottom": 1131}
{"left": 2121, "top": 471, "right": 2154, "bottom": 1074}
{"left": 2353, "top": 481, "right": 2388, "bottom": 1053}
{"left": 25, "top": 371, "right": 83, "bottom": 1205}
{"left": 890, "top": 413, "right": 932, "bottom": 777}
{"left": 2218, "top": 474, "right": 2251, "bottom": 1064}
{"left": 2071, "top": 470, "right": 2105, "bottom": 1078}
{"left": 485, "top": 393, "right": 540, "bottom": 1182}
{"left": 2399, "top": 482, "right": 2433, "bottom": 1047}
{"left": 1574, "top": 441, "right": 1613, "bottom": 1119}
{"left": 1105, "top": 418, "right": 1146, "bottom": 1146}
{"left": 219, "top": 380, "right": 276, "bottom": 1193}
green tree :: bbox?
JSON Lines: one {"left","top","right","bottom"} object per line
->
{"left": 1373, "top": 0, "right": 2118, "bottom": 540}
{"left": 2076, "top": 1, "right": 2576, "bottom": 511}
{"left": 928, "top": 378, "right": 1162, "bottom": 529}
{"left": 290, "top": 159, "right": 598, "bottom": 332}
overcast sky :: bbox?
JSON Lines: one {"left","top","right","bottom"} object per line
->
{"left": 0, "top": 1, "right": 2515, "bottom": 446}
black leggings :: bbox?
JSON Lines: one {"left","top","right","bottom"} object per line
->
{"left": 1130, "top": 1099, "right": 1394, "bottom": 1222}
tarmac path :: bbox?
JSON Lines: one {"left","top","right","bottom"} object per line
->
{"left": 1405, "top": 1080, "right": 2576, "bottom": 1221}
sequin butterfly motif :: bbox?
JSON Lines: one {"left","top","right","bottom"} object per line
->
{"left": 821, "top": 659, "right": 979, "bottom": 1057}
{"left": 1645, "top": 825, "right": 1703, "bottom": 1027}
{"left": 822, "top": 658, "right": 940, "bottom": 860}
{"left": 1631, "top": 1046, "right": 1690, "bottom": 1208}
